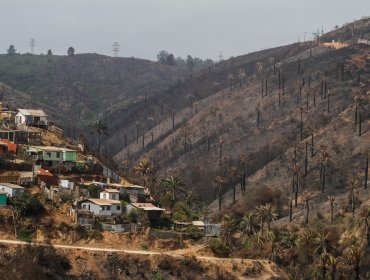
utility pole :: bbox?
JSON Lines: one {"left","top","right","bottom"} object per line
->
{"left": 112, "top": 42, "right": 120, "bottom": 57}
{"left": 30, "top": 38, "right": 35, "bottom": 54}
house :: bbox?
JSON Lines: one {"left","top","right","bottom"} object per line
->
{"left": 0, "top": 141, "right": 7, "bottom": 159}
{"left": 37, "top": 168, "right": 58, "bottom": 186}
{"left": 0, "top": 102, "right": 16, "bottom": 122}
{"left": 0, "top": 140, "right": 17, "bottom": 159}
{"left": 27, "top": 146, "right": 77, "bottom": 168}
{"left": 15, "top": 109, "right": 48, "bottom": 127}
{"left": 0, "top": 183, "right": 25, "bottom": 197}
{"left": 126, "top": 203, "right": 165, "bottom": 220}
{"left": 80, "top": 198, "right": 122, "bottom": 217}
{"left": 109, "top": 183, "right": 146, "bottom": 195}
{"left": 100, "top": 189, "right": 120, "bottom": 200}
{"left": 0, "top": 192, "right": 7, "bottom": 206}
{"left": 59, "top": 179, "right": 74, "bottom": 189}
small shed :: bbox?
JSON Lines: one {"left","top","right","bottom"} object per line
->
{"left": 0, "top": 183, "right": 25, "bottom": 197}
{"left": 100, "top": 189, "right": 120, "bottom": 200}
{"left": 0, "top": 192, "right": 7, "bottom": 206}
{"left": 15, "top": 109, "right": 48, "bottom": 126}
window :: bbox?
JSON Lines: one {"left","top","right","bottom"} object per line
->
{"left": 103, "top": 194, "right": 107, "bottom": 199}
{"left": 46, "top": 152, "right": 51, "bottom": 157}
{"left": 116, "top": 206, "right": 121, "bottom": 211}
{"left": 106, "top": 206, "right": 111, "bottom": 211}
{"left": 82, "top": 205, "right": 86, "bottom": 209}
{"left": 56, "top": 152, "right": 61, "bottom": 158}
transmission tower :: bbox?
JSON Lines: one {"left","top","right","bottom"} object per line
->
{"left": 218, "top": 51, "right": 224, "bottom": 62}
{"left": 112, "top": 42, "right": 120, "bottom": 57}
{"left": 30, "top": 38, "right": 35, "bottom": 54}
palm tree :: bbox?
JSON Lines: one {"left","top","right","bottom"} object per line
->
{"left": 314, "top": 231, "right": 334, "bottom": 256}
{"left": 308, "top": 125, "right": 316, "bottom": 157}
{"left": 319, "top": 144, "right": 330, "bottom": 192}
{"left": 134, "top": 158, "right": 153, "bottom": 189}
{"left": 253, "top": 205, "right": 266, "bottom": 235}
{"left": 297, "top": 230, "right": 317, "bottom": 264}
{"left": 346, "top": 179, "right": 359, "bottom": 219}
{"left": 227, "top": 73, "right": 234, "bottom": 91}
{"left": 90, "top": 117, "right": 109, "bottom": 156}
{"left": 364, "top": 151, "right": 368, "bottom": 189}
{"left": 292, "top": 163, "right": 301, "bottom": 206}
{"left": 213, "top": 175, "right": 226, "bottom": 212}
{"left": 264, "top": 203, "right": 278, "bottom": 234}
{"left": 160, "top": 175, "right": 185, "bottom": 201}
{"left": 302, "top": 193, "right": 312, "bottom": 225}
{"left": 220, "top": 215, "right": 236, "bottom": 247}
{"left": 288, "top": 195, "right": 294, "bottom": 222}
{"left": 328, "top": 196, "right": 335, "bottom": 223}
{"left": 356, "top": 207, "right": 370, "bottom": 245}
{"left": 183, "top": 190, "right": 197, "bottom": 209}
{"left": 317, "top": 253, "right": 330, "bottom": 280}
{"left": 268, "top": 231, "right": 282, "bottom": 262}
{"left": 238, "top": 69, "right": 246, "bottom": 87}
{"left": 239, "top": 155, "right": 247, "bottom": 194}
{"left": 229, "top": 165, "right": 239, "bottom": 204}
{"left": 344, "top": 245, "right": 364, "bottom": 280}
{"left": 239, "top": 211, "right": 258, "bottom": 236}
{"left": 327, "top": 254, "right": 337, "bottom": 280}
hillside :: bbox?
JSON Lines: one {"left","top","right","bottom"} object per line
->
{"left": 113, "top": 18, "right": 370, "bottom": 203}
{"left": 0, "top": 243, "right": 286, "bottom": 280}
{"left": 0, "top": 53, "right": 185, "bottom": 153}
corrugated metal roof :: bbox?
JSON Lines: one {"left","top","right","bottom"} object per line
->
{"left": 18, "top": 109, "right": 47, "bottom": 117}
{"left": 0, "top": 183, "right": 24, "bottom": 189}
{"left": 84, "top": 198, "right": 121, "bottom": 206}
{"left": 101, "top": 189, "right": 120, "bottom": 193}
{"left": 131, "top": 203, "right": 164, "bottom": 211}
{"left": 28, "top": 146, "right": 75, "bottom": 152}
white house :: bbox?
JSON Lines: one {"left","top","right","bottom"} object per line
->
{"left": 15, "top": 109, "right": 48, "bottom": 126}
{"left": 0, "top": 183, "right": 25, "bottom": 197}
{"left": 80, "top": 198, "right": 122, "bottom": 217}
{"left": 100, "top": 189, "right": 120, "bottom": 200}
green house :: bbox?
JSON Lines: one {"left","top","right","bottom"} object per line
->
{"left": 27, "top": 146, "right": 77, "bottom": 168}
{"left": 0, "top": 192, "right": 7, "bottom": 206}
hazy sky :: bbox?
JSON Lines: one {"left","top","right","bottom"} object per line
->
{"left": 0, "top": 0, "right": 369, "bottom": 60}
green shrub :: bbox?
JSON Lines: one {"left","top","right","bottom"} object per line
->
{"left": 59, "top": 192, "right": 73, "bottom": 204}
{"left": 152, "top": 270, "right": 165, "bottom": 280}
{"left": 186, "top": 225, "right": 203, "bottom": 240}
{"left": 207, "top": 237, "right": 231, "bottom": 257}
{"left": 18, "top": 226, "right": 34, "bottom": 242}
{"left": 10, "top": 192, "right": 43, "bottom": 216}
{"left": 87, "top": 230, "right": 102, "bottom": 240}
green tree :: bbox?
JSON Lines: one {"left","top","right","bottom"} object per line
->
{"left": 47, "top": 49, "right": 53, "bottom": 55}
{"left": 7, "top": 45, "right": 16, "bottom": 55}
{"left": 67, "top": 46, "right": 75, "bottom": 56}
{"left": 10, "top": 192, "right": 43, "bottom": 217}
{"left": 186, "top": 55, "right": 195, "bottom": 70}
{"left": 160, "top": 175, "right": 185, "bottom": 201}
